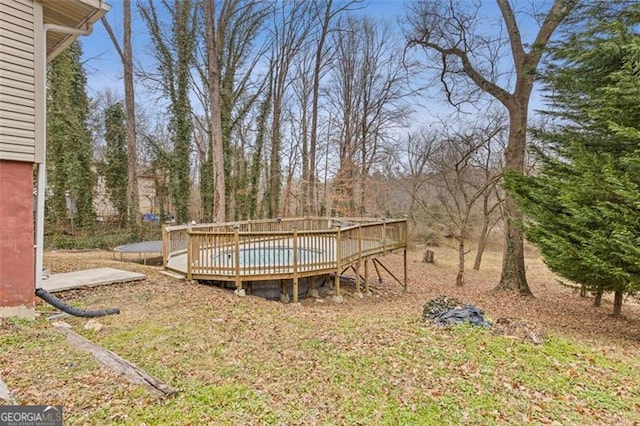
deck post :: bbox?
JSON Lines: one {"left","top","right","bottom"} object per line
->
{"left": 364, "top": 259, "right": 370, "bottom": 295}
{"left": 186, "top": 228, "right": 193, "bottom": 280}
{"left": 373, "top": 257, "right": 382, "bottom": 284}
{"left": 333, "top": 225, "right": 343, "bottom": 303}
{"left": 355, "top": 225, "right": 362, "bottom": 298}
{"left": 234, "top": 226, "right": 242, "bottom": 294}
{"left": 292, "top": 227, "right": 299, "bottom": 303}
{"left": 403, "top": 220, "right": 408, "bottom": 291}
{"left": 382, "top": 219, "right": 387, "bottom": 254}
{"left": 162, "top": 226, "right": 168, "bottom": 268}
{"left": 403, "top": 249, "right": 408, "bottom": 292}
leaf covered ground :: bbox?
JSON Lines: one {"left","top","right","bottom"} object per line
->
{"left": 1, "top": 247, "right": 639, "bottom": 424}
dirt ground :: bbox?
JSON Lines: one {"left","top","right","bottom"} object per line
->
{"left": 39, "top": 245, "right": 640, "bottom": 346}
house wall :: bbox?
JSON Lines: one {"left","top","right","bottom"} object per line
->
{"left": 0, "top": 160, "right": 35, "bottom": 318}
{"left": 93, "top": 175, "right": 164, "bottom": 220}
{"left": 0, "top": 0, "right": 40, "bottom": 163}
{"left": 0, "top": 0, "right": 108, "bottom": 318}
{"left": 0, "top": 0, "right": 39, "bottom": 318}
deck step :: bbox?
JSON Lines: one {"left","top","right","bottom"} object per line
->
{"left": 160, "top": 270, "right": 186, "bottom": 280}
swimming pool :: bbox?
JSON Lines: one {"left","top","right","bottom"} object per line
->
{"left": 163, "top": 217, "right": 408, "bottom": 302}
{"left": 213, "top": 246, "right": 324, "bottom": 267}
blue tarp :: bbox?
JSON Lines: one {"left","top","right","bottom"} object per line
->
{"left": 433, "top": 306, "right": 491, "bottom": 327}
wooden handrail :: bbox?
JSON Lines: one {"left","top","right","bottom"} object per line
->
{"left": 163, "top": 217, "right": 407, "bottom": 282}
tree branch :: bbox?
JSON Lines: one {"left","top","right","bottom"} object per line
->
{"left": 526, "top": 0, "right": 577, "bottom": 70}
{"left": 418, "top": 40, "right": 513, "bottom": 104}
{"left": 496, "top": 0, "right": 525, "bottom": 72}
{"left": 101, "top": 17, "right": 124, "bottom": 61}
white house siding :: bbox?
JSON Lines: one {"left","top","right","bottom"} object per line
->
{"left": 0, "top": 0, "right": 37, "bottom": 163}
{"left": 93, "top": 174, "right": 161, "bottom": 221}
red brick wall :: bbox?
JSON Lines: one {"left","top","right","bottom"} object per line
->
{"left": 0, "top": 160, "right": 35, "bottom": 310}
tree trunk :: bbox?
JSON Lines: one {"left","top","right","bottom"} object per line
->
{"left": 409, "top": 194, "right": 418, "bottom": 227}
{"left": 495, "top": 105, "right": 532, "bottom": 296}
{"left": 612, "top": 290, "right": 623, "bottom": 317}
{"left": 123, "top": 0, "right": 140, "bottom": 232}
{"left": 139, "top": 0, "right": 195, "bottom": 224}
{"left": 103, "top": 1, "right": 140, "bottom": 231}
{"left": 308, "top": 1, "right": 333, "bottom": 216}
{"left": 248, "top": 88, "right": 271, "bottom": 219}
{"left": 199, "top": 152, "right": 213, "bottom": 222}
{"left": 593, "top": 289, "right": 603, "bottom": 307}
{"left": 269, "top": 100, "right": 282, "bottom": 218}
{"left": 205, "top": 0, "right": 226, "bottom": 223}
{"left": 497, "top": 203, "right": 530, "bottom": 294}
{"left": 473, "top": 220, "right": 489, "bottom": 271}
{"left": 423, "top": 249, "right": 435, "bottom": 263}
{"left": 359, "top": 175, "right": 367, "bottom": 216}
{"left": 456, "top": 236, "right": 465, "bottom": 286}
{"left": 301, "top": 93, "right": 309, "bottom": 215}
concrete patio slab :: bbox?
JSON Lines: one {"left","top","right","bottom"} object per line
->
{"left": 42, "top": 268, "right": 145, "bottom": 293}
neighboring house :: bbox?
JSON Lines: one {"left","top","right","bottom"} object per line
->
{"left": 0, "top": 0, "right": 109, "bottom": 318}
{"left": 94, "top": 172, "right": 172, "bottom": 220}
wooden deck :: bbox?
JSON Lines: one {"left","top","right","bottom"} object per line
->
{"left": 163, "top": 217, "right": 407, "bottom": 302}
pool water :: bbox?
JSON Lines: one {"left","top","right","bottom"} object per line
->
{"left": 215, "top": 246, "right": 323, "bottom": 266}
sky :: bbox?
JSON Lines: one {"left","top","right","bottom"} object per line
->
{"left": 82, "top": 0, "right": 406, "bottom": 93}
{"left": 80, "top": 0, "right": 555, "bottom": 125}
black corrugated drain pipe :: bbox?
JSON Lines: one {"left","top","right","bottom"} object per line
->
{"left": 36, "top": 288, "right": 120, "bottom": 318}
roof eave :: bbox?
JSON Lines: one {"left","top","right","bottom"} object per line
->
{"left": 44, "top": 0, "right": 111, "bottom": 62}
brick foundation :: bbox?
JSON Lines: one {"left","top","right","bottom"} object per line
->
{"left": 0, "top": 160, "right": 35, "bottom": 318}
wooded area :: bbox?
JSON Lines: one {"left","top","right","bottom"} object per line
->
{"left": 44, "top": 0, "right": 640, "bottom": 315}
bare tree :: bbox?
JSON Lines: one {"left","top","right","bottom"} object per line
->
{"left": 472, "top": 111, "right": 507, "bottom": 271}
{"left": 101, "top": 0, "right": 141, "bottom": 231}
{"left": 329, "top": 17, "right": 359, "bottom": 215}
{"left": 202, "top": 0, "right": 225, "bottom": 222}
{"left": 280, "top": 106, "right": 303, "bottom": 216}
{"left": 427, "top": 117, "right": 503, "bottom": 286}
{"left": 330, "top": 16, "right": 413, "bottom": 215}
{"left": 292, "top": 49, "right": 313, "bottom": 214}
{"left": 304, "top": 0, "right": 364, "bottom": 215}
{"left": 139, "top": 0, "right": 197, "bottom": 223}
{"left": 406, "top": 0, "right": 577, "bottom": 295}
{"left": 386, "top": 127, "right": 437, "bottom": 227}
{"left": 193, "top": 0, "right": 271, "bottom": 221}
{"left": 246, "top": 71, "right": 273, "bottom": 219}
{"left": 265, "top": 0, "right": 314, "bottom": 217}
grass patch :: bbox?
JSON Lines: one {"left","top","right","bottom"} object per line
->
{"left": 3, "top": 310, "right": 639, "bottom": 424}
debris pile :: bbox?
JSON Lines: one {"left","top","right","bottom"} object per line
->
{"left": 422, "top": 295, "right": 491, "bottom": 327}
{"left": 422, "top": 295, "right": 463, "bottom": 319}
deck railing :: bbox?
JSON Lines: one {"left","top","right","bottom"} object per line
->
{"left": 163, "top": 217, "right": 407, "bottom": 296}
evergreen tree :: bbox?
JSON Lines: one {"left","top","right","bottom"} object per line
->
{"left": 104, "top": 102, "right": 128, "bottom": 225}
{"left": 47, "top": 41, "right": 96, "bottom": 229}
{"left": 506, "top": 6, "right": 640, "bottom": 317}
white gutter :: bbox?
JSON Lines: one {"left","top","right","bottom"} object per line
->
{"left": 35, "top": 24, "right": 93, "bottom": 290}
